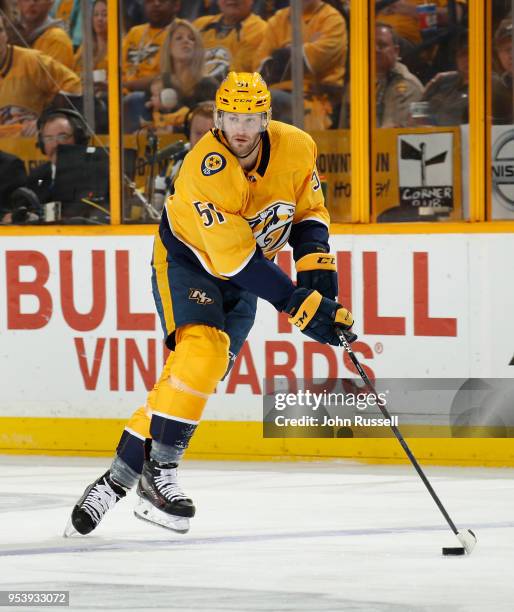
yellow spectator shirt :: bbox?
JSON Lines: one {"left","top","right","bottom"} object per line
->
{"left": 193, "top": 13, "right": 267, "bottom": 78}
{"left": 122, "top": 24, "right": 169, "bottom": 83}
{"left": 255, "top": 2, "right": 347, "bottom": 89}
{"left": 33, "top": 26, "right": 75, "bottom": 70}
{"left": 166, "top": 120, "right": 329, "bottom": 278}
{"left": 0, "top": 46, "right": 81, "bottom": 120}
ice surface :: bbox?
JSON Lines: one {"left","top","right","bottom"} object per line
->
{"left": 0, "top": 456, "right": 513, "bottom": 611}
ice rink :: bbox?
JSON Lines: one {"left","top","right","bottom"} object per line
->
{"left": 0, "top": 455, "right": 513, "bottom": 611}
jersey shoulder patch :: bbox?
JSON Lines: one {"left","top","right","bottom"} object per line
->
{"left": 201, "top": 152, "right": 227, "bottom": 176}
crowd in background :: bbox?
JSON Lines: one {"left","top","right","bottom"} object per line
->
{"left": 1, "top": 0, "right": 513, "bottom": 135}
{"left": 0, "top": 0, "right": 513, "bottom": 223}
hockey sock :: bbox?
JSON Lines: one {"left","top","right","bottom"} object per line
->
{"left": 110, "top": 455, "right": 141, "bottom": 489}
{"left": 150, "top": 440, "right": 185, "bottom": 464}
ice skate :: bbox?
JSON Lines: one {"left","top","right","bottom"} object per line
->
{"left": 134, "top": 459, "right": 195, "bottom": 534}
{"left": 64, "top": 471, "right": 127, "bottom": 537}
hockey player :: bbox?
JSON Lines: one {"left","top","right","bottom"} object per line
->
{"left": 64, "top": 71, "right": 355, "bottom": 537}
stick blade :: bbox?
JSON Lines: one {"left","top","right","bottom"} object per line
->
{"left": 457, "top": 529, "right": 477, "bottom": 554}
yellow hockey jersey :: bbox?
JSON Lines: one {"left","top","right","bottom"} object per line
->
{"left": 0, "top": 46, "right": 81, "bottom": 120}
{"left": 254, "top": 2, "right": 347, "bottom": 89}
{"left": 33, "top": 26, "right": 75, "bottom": 70}
{"left": 122, "top": 24, "right": 168, "bottom": 83}
{"left": 193, "top": 13, "right": 267, "bottom": 79}
{"left": 165, "top": 120, "right": 329, "bottom": 279}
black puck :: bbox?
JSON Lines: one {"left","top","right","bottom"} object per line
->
{"left": 442, "top": 547, "right": 466, "bottom": 556}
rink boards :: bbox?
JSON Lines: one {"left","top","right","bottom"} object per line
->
{"left": 1, "top": 230, "right": 513, "bottom": 465}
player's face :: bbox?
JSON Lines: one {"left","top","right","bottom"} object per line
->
{"left": 18, "top": 0, "right": 53, "bottom": 25}
{"left": 92, "top": 1, "right": 107, "bottom": 37}
{"left": 222, "top": 112, "right": 262, "bottom": 156}
{"left": 41, "top": 118, "right": 75, "bottom": 165}
{"left": 189, "top": 114, "right": 214, "bottom": 147}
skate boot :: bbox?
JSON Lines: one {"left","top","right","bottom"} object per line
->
{"left": 134, "top": 459, "right": 195, "bottom": 533}
{"left": 64, "top": 471, "right": 127, "bottom": 537}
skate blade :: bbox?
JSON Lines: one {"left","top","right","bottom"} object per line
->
{"left": 134, "top": 499, "right": 190, "bottom": 534}
{"left": 63, "top": 517, "right": 79, "bottom": 538}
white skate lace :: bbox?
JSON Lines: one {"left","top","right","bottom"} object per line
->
{"left": 155, "top": 467, "right": 188, "bottom": 502}
{"left": 82, "top": 479, "right": 120, "bottom": 523}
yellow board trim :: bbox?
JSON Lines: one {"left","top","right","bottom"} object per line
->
{"left": 1, "top": 220, "right": 514, "bottom": 238}
{"left": 1, "top": 418, "right": 513, "bottom": 467}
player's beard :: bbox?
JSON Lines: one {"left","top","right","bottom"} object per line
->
{"left": 226, "top": 132, "right": 261, "bottom": 159}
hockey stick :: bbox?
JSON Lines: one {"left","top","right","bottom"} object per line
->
{"left": 336, "top": 329, "right": 477, "bottom": 555}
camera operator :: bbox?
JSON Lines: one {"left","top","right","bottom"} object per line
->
{"left": 25, "top": 107, "right": 90, "bottom": 221}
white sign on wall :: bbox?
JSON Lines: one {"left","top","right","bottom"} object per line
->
{"left": 0, "top": 234, "right": 513, "bottom": 421}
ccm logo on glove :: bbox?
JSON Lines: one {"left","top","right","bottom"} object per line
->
{"left": 285, "top": 288, "right": 355, "bottom": 346}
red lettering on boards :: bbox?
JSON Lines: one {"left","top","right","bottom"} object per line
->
{"left": 6, "top": 251, "right": 52, "bottom": 329}
{"left": 60, "top": 250, "right": 106, "bottom": 331}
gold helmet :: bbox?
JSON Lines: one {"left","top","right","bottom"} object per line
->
{"left": 214, "top": 71, "right": 271, "bottom": 131}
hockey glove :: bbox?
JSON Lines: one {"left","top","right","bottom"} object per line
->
{"left": 285, "top": 288, "right": 357, "bottom": 346}
{"left": 296, "top": 252, "right": 338, "bottom": 300}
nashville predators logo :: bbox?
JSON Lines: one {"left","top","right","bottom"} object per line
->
{"left": 201, "top": 152, "right": 226, "bottom": 176}
{"left": 246, "top": 202, "right": 295, "bottom": 256}
{"left": 188, "top": 289, "right": 214, "bottom": 305}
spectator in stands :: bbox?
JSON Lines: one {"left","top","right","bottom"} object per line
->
{"left": 0, "top": 150, "right": 28, "bottom": 223}
{"left": 421, "top": 35, "right": 468, "bottom": 125}
{"left": 375, "top": 22, "right": 423, "bottom": 127}
{"left": 492, "top": 17, "right": 513, "bottom": 125}
{"left": 254, "top": 0, "right": 347, "bottom": 128}
{"left": 74, "top": 0, "right": 107, "bottom": 94}
{"left": 25, "top": 107, "right": 105, "bottom": 223}
{"left": 376, "top": 0, "right": 466, "bottom": 81}
{"left": 26, "top": 109, "right": 82, "bottom": 206}
{"left": 134, "top": 20, "right": 217, "bottom": 132}
{"left": 122, "top": 0, "right": 180, "bottom": 93}
{"left": 123, "top": 0, "right": 181, "bottom": 132}
{"left": 17, "top": 0, "right": 74, "bottom": 68}
{"left": 0, "top": 14, "right": 81, "bottom": 136}
{"left": 152, "top": 20, "right": 218, "bottom": 128}
{"left": 194, "top": 0, "right": 267, "bottom": 82}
